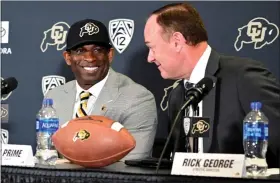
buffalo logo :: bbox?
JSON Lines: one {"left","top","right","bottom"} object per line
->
{"left": 1, "top": 77, "right": 12, "bottom": 101}
{"left": 73, "top": 130, "right": 90, "bottom": 142}
{"left": 191, "top": 120, "right": 210, "bottom": 134}
{"left": 40, "top": 22, "right": 70, "bottom": 52}
{"left": 109, "top": 19, "right": 134, "bottom": 54}
{"left": 42, "top": 75, "right": 66, "bottom": 96}
{"left": 1, "top": 129, "right": 9, "bottom": 144}
{"left": 160, "top": 79, "right": 182, "bottom": 111}
{"left": 1, "top": 21, "right": 9, "bottom": 43}
{"left": 1, "top": 107, "right": 8, "bottom": 118}
{"left": 80, "top": 22, "right": 99, "bottom": 37}
{"left": 234, "top": 17, "right": 279, "bottom": 51}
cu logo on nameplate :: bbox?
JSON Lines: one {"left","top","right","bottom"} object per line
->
{"left": 40, "top": 22, "right": 70, "bottom": 52}
{"left": 109, "top": 19, "right": 134, "bottom": 54}
{"left": 42, "top": 75, "right": 66, "bottom": 96}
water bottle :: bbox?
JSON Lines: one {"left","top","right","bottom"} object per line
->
{"left": 243, "top": 102, "right": 268, "bottom": 177}
{"left": 34, "top": 98, "right": 59, "bottom": 165}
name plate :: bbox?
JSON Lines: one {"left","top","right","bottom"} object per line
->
{"left": 1, "top": 144, "right": 34, "bottom": 167}
{"left": 171, "top": 153, "right": 245, "bottom": 178}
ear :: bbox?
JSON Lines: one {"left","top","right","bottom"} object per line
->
{"left": 63, "top": 51, "right": 71, "bottom": 65}
{"left": 108, "top": 48, "right": 114, "bottom": 64}
{"left": 171, "top": 32, "right": 187, "bottom": 52}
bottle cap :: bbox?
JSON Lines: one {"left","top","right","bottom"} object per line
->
{"left": 250, "top": 102, "right": 262, "bottom": 110}
{"left": 43, "top": 98, "right": 53, "bottom": 106}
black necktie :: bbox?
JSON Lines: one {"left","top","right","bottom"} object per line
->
{"left": 184, "top": 81, "right": 195, "bottom": 91}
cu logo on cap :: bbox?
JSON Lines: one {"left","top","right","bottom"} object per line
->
{"left": 40, "top": 22, "right": 70, "bottom": 52}
{"left": 80, "top": 23, "right": 99, "bottom": 37}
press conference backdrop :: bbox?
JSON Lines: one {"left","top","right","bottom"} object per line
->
{"left": 1, "top": 1, "right": 279, "bottom": 154}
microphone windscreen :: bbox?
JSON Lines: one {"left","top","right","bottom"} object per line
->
{"left": 5, "top": 77, "right": 18, "bottom": 91}
{"left": 195, "top": 77, "right": 213, "bottom": 95}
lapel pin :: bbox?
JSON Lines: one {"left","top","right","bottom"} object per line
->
{"left": 101, "top": 105, "right": 107, "bottom": 112}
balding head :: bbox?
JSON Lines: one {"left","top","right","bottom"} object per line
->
{"left": 143, "top": 3, "right": 209, "bottom": 80}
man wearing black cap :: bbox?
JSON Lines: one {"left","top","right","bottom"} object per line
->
{"left": 44, "top": 19, "right": 158, "bottom": 160}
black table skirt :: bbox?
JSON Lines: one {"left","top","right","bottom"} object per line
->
{"left": 1, "top": 162, "right": 280, "bottom": 183}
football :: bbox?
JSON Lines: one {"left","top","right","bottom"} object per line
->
{"left": 52, "top": 115, "right": 136, "bottom": 168}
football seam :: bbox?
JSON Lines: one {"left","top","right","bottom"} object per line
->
{"left": 59, "top": 146, "right": 135, "bottom": 163}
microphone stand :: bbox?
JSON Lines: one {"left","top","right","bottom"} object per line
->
{"left": 189, "top": 104, "right": 199, "bottom": 153}
{"left": 155, "top": 97, "right": 194, "bottom": 173}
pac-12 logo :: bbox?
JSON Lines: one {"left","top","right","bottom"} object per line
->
{"left": 40, "top": 22, "right": 70, "bottom": 52}
{"left": 234, "top": 17, "right": 279, "bottom": 51}
{"left": 42, "top": 75, "right": 66, "bottom": 96}
{"left": 109, "top": 19, "right": 134, "bottom": 54}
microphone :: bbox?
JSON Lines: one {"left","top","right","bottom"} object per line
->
{"left": 155, "top": 77, "right": 214, "bottom": 173}
{"left": 182, "top": 77, "right": 213, "bottom": 153}
{"left": 181, "top": 77, "right": 214, "bottom": 111}
{"left": 1, "top": 77, "right": 18, "bottom": 95}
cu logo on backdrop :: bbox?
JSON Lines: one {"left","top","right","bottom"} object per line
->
{"left": 42, "top": 75, "right": 66, "bottom": 96}
{"left": 1, "top": 107, "right": 8, "bottom": 118}
{"left": 234, "top": 17, "right": 279, "bottom": 51}
{"left": 109, "top": 19, "right": 134, "bottom": 54}
{"left": 160, "top": 80, "right": 182, "bottom": 111}
{"left": 40, "top": 22, "right": 70, "bottom": 52}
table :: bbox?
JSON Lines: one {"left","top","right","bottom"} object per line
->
{"left": 1, "top": 162, "right": 280, "bottom": 183}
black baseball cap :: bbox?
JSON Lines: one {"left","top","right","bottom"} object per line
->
{"left": 66, "top": 19, "right": 112, "bottom": 50}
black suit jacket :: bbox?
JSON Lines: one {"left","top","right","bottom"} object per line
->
{"left": 166, "top": 50, "right": 280, "bottom": 168}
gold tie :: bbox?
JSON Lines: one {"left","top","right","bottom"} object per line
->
{"left": 76, "top": 91, "right": 92, "bottom": 118}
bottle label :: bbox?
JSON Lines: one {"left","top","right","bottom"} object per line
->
{"left": 36, "top": 119, "right": 40, "bottom": 132}
{"left": 36, "top": 118, "right": 59, "bottom": 133}
{"left": 243, "top": 122, "right": 268, "bottom": 141}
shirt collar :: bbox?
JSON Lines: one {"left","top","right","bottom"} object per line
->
{"left": 75, "top": 70, "right": 109, "bottom": 101}
{"left": 184, "top": 45, "right": 212, "bottom": 86}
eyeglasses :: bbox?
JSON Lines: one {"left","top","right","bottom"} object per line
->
{"left": 70, "top": 46, "right": 108, "bottom": 57}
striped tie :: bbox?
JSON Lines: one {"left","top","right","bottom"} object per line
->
{"left": 76, "top": 91, "right": 92, "bottom": 118}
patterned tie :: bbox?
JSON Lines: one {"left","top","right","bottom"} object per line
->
{"left": 76, "top": 91, "right": 92, "bottom": 118}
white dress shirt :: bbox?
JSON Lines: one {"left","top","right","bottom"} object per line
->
{"left": 184, "top": 45, "right": 212, "bottom": 153}
{"left": 72, "top": 71, "right": 109, "bottom": 119}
